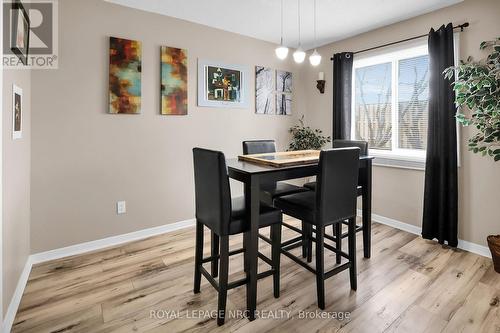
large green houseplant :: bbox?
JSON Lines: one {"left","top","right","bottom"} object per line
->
{"left": 444, "top": 38, "right": 500, "bottom": 272}
{"left": 444, "top": 37, "right": 500, "bottom": 162}
{"left": 288, "top": 115, "right": 331, "bottom": 151}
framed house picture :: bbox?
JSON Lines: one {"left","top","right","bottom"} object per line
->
{"left": 197, "top": 59, "right": 249, "bottom": 108}
{"left": 12, "top": 85, "right": 23, "bottom": 140}
{"left": 10, "top": 0, "right": 30, "bottom": 65}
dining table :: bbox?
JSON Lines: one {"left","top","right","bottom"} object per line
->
{"left": 225, "top": 150, "right": 374, "bottom": 319}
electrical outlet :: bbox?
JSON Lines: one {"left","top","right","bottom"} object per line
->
{"left": 117, "top": 201, "right": 126, "bottom": 214}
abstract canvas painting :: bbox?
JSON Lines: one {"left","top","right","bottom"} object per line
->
{"left": 161, "top": 46, "right": 188, "bottom": 115}
{"left": 197, "top": 60, "right": 249, "bottom": 108}
{"left": 109, "top": 37, "right": 142, "bottom": 114}
{"left": 276, "top": 70, "right": 292, "bottom": 94}
{"left": 276, "top": 93, "right": 292, "bottom": 115}
{"left": 255, "top": 66, "right": 275, "bottom": 114}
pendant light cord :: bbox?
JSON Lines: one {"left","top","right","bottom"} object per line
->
{"left": 280, "top": 0, "right": 284, "bottom": 45}
{"left": 297, "top": 0, "right": 301, "bottom": 47}
{"left": 313, "top": 0, "right": 317, "bottom": 49}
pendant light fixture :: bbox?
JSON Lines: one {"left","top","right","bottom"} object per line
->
{"left": 293, "top": 0, "right": 306, "bottom": 63}
{"left": 309, "top": 0, "right": 321, "bottom": 66}
{"left": 275, "top": 0, "right": 289, "bottom": 60}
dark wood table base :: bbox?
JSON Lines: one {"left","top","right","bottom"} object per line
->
{"left": 226, "top": 156, "right": 373, "bottom": 319}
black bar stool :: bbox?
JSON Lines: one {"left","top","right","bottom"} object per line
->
{"left": 303, "top": 140, "right": 368, "bottom": 263}
{"left": 192, "top": 148, "right": 282, "bottom": 325}
{"left": 274, "top": 148, "right": 360, "bottom": 309}
{"left": 210, "top": 140, "right": 307, "bottom": 278}
{"left": 242, "top": 140, "right": 311, "bottom": 259}
{"left": 242, "top": 140, "right": 310, "bottom": 205}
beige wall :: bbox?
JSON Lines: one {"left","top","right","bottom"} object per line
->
{"left": 2, "top": 66, "right": 31, "bottom": 314}
{"left": 30, "top": 0, "right": 302, "bottom": 252}
{"left": 29, "top": 0, "right": 500, "bottom": 254}
{"left": 298, "top": 0, "right": 500, "bottom": 246}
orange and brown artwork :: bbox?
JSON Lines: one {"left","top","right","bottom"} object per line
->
{"left": 161, "top": 46, "right": 188, "bottom": 115}
{"left": 109, "top": 37, "right": 142, "bottom": 114}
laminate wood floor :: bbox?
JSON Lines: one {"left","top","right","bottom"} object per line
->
{"left": 11, "top": 218, "right": 500, "bottom": 333}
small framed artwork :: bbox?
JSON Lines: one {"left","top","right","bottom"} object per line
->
{"left": 255, "top": 66, "right": 275, "bottom": 115}
{"left": 197, "top": 59, "right": 249, "bottom": 108}
{"left": 12, "top": 85, "right": 23, "bottom": 140}
{"left": 10, "top": 0, "right": 30, "bottom": 65}
{"left": 161, "top": 46, "right": 188, "bottom": 115}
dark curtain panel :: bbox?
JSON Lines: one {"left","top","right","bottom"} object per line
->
{"left": 422, "top": 23, "right": 458, "bottom": 247}
{"left": 332, "top": 52, "right": 353, "bottom": 140}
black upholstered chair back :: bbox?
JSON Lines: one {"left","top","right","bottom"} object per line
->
{"left": 193, "top": 148, "right": 232, "bottom": 236}
{"left": 242, "top": 140, "right": 277, "bottom": 155}
{"left": 316, "top": 148, "right": 360, "bottom": 225}
{"left": 333, "top": 140, "right": 368, "bottom": 156}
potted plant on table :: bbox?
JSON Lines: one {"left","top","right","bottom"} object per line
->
{"left": 288, "top": 115, "right": 331, "bottom": 151}
{"left": 444, "top": 37, "right": 500, "bottom": 271}
{"left": 288, "top": 115, "right": 331, "bottom": 185}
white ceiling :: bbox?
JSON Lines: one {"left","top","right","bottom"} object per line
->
{"left": 106, "top": 0, "right": 462, "bottom": 50}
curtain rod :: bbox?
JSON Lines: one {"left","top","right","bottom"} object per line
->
{"left": 330, "top": 22, "right": 469, "bottom": 60}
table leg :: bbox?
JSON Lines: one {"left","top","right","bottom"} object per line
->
{"left": 245, "top": 176, "right": 259, "bottom": 321}
{"left": 362, "top": 160, "right": 372, "bottom": 258}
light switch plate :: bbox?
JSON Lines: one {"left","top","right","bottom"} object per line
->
{"left": 117, "top": 201, "right": 126, "bottom": 214}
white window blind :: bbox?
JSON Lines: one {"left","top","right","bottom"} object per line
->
{"left": 352, "top": 41, "right": 429, "bottom": 166}
{"left": 397, "top": 55, "right": 429, "bottom": 151}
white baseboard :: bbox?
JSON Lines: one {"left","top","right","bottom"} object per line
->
{"left": 457, "top": 239, "right": 492, "bottom": 258}
{"left": 2, "top": 257, "right": 33, "bottom": 333}
{"left": 370, "top": 212, "right": 422, "bottom": 235}
{"left": 30, "top": 218, "right": 196, "bottom": 264}
{"left": 358, "top": 209, "right": 491, "bottom": 258}
{"left": 2, "top": 218, "right": 195, "bottom": 332}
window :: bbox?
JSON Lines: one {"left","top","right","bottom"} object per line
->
{"left": 352, "top": 42, "right": 429, "bottom": 167}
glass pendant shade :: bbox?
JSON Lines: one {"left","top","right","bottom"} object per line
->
{"left": 293, "top": 47, "right": 306, "bottom": 63}
{"left": 275, "top": 45, "right": 289, "bottom": 60}
{"left": 309, "top": 49, "right": 321, "bottom": 66}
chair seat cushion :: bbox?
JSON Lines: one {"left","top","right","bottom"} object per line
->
{"left": 274, "top": 191, "right": 316, "bottom": 222}
{"left": 303, "top": 182, "right": 363, "bottom": 196}
{"left": 229, "top": 197, "right": 282, "bottom": 235}
{"left": 260, "top": 182, "right": 310, "bottom": 205}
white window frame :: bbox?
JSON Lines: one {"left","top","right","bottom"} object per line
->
{"left": 351, "top": 39, "right": 429, "bottom": 169}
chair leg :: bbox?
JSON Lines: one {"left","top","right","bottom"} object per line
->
{"left": 211, "top": 231, "right": 219, "bottom": 278}
{"left": 243, "top": 231, "right": 249, "bottom": 273}
{"left": 306, "top": 224, "right": 313, "bottom": 263}
{"left": 315, "top": 225, "right": 325, "bottom": 310}
{"left": 193, "top": 220, "right": 204, "bottom": 294}
{"left": 335, "top": 223, "right": 342, "bottom": 264}
{"left": 301, "top": 221, "right": 307, "bottom": 258}
{"left": 271, "top": 223, "right": 282, "bottom": 298}
{"left": 217, "top": 235, "right": 229, "bottom": 326}
{"left": 348, "top": 218, "right": 357, "bottom": 291}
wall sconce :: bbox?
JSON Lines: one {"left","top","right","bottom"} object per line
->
{"left": 316, "top": 72, "right": 325, "bottom": 94}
